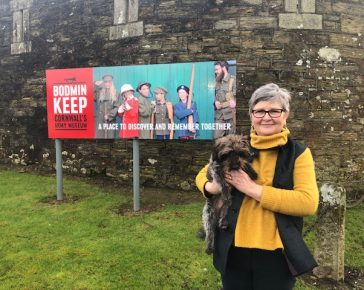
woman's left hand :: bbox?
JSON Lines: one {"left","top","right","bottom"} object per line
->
{"left": 225, "top": 169, "right": 263, "bottom": 202}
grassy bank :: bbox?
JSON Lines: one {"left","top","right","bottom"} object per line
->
{"left": 0, "top": 170, "right": 362, "bottom": 289}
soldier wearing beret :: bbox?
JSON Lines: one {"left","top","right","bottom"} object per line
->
{"left": 174, "top": 85, "right": 199, "bottom": 139}
{"left": 94, "top": 74, "right": 122, "bottom": 139}
{"left": 214, "top": 61, "right": 236, "bottom": 139}
{"left": 151, "top": 87, "right": 174, "bottom": 140}
{"left": 136, "top": 81, "right": 154, "bottom": 139}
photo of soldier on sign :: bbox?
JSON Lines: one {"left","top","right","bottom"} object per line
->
{"left": 46, "top": 60, "right": 236, "bottom": 140}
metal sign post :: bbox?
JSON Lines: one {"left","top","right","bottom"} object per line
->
{"left": 55, "top": 139, "right": 64, "bottom": 201}
{"left": 133, "top": 139, "right": 140, "bottom": 211}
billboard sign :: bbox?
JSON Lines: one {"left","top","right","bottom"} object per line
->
{"left": 46, "top": 61, "right": 236, "bottom": 140}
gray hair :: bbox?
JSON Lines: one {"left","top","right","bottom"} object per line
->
{"left": 248, "top": 83, "right": 291, "bottom": 114}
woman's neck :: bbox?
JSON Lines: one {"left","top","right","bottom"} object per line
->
{"left": 250, "top": 128, "right": 290, "bottom": 149}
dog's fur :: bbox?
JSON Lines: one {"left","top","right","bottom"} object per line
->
{"left": 202, "top": 134, "right": 258, "bottom": 254}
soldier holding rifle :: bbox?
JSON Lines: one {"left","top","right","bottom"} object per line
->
{"left": 214, "top": 61, "right": 236, "bottom": 139}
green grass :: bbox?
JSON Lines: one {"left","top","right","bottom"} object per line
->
{"left": 345, "top": 203, "right": 364, "bottom": 268}
{"left": 0, "top": 170, "right": 362, "bottom": 289}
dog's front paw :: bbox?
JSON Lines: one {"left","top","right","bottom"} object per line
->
{"left": 197, "top": 227, "right": 206, "bottom": 240}
{"left": 219, "top": 220, "right": 229, "bottom": 230}
{"left": 220, "top": 224, "right": 229, "bottom": 231}
{"left": 205, "top": 247, "right": 214, "bottom": 255}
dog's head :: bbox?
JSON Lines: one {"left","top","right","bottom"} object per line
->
{"left": 211, "top": 135, "right": 251, "bottom": 173}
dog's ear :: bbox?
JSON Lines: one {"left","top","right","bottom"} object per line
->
{"left": 241, "top": 139, "right": 250, "bottom": 148}
{"left": 211, "top": 142, "right": 218, "bottom": 161}
{"left": 240, "top": 134, "right": 249, "bottom": 141}
{"left": 212, "top": 137, "right": 223, "bottom": 161}
{"left": 244, "top": 163, "right": 258, "bottom": 180}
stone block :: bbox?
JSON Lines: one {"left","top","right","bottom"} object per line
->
{"left": 279, "top": 13, "right": 322, "bottom": 30}
{"left": 113, "top": 0, "right": 139, "bottom": 25}
{"left": 214, "top": 19, "right": 238, "bottom": 30}
{"left": 340, "top": 47, "right": 364, "bottom": 61}
{"left": 12, "top": 10, "right": 23, "bottom": 43}
{"left": 159, "top": 0, "right": 176, "bottom": 8}
{"left": 10, "top": 0, "right": 33, "bottom": 11}
{"left": 22, "top": 9, "right": 30, "bottom": 36}
{"left": 284, "top": 0, "right": 297, "bottom": 12}
{"left": 330, "top": 33, "right": 363, "bottom": 48}
{"left": 145, "top": 24, "right": 163, "bottom": 34}
{"left": 129, "top": 0, "right": 139, "bottom": 22}
{"left": 272, "top": 31, "right": 291, "bottom": 44}
{"left": 202, "top": 37, "right": 217, "bottom": 47}
{"left": 12, "top": 8, "right": 30, "bottom": 54}
{"left": 314, "top": 183, "right": 346, "bottom": 281}
{"left": 255, "top": 48, "right": 283, "bottom": 56}
{"left": 187, "top": 42, "right": 202, "bottom": 53}
{"left": 239, "top": 17, "right": 276, "bottom": 29}
{"left": 311, "top": 110, "right": 343, "bottom": 119}
{"left": 224, "top": 6, "right": 256, "bottom": 15}
{"left": 181, "top": 0, "right": 207, "bottom": 4}
{"left": 323, "top": 20, "right": 340, "bottom": 32}
{"left": 341, "top": 15, "right": 364, "bottom": 34}
{"left": 109, "top": 21, "right": 143, "bottom": 40}
{"left": 333, "top": 2, "right": 364, "bottom": 17}
{"left": 316, "top": 0, "right": 332, "bottom": 13}
{"left": 230, "top": 36, "right": 241, "bottom": 46}
{"left": 11, "top": 41, "right": 31, "bottom": 54}
{"left": 113, "top": 0, "right": 127, "bottom": 24}
{"left": 242, "top": 37, "right": 263, "bottom": 49}
{"left": 244, "top": 0, "right": 262, "bottom": 5}
{"left": 139, "top": 40, "right": 162, "bottom": 51}
{"left": 285, "top": 0, "right": 316, "bottom": 13}
{"left": 301, "top": 0, "right": 316, "bottom": 13}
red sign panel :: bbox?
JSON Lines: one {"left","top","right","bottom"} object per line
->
{"left": 46, "top": 68, "right": 94, "bottom": 139}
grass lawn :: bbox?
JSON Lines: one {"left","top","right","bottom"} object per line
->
{"left": 0, "top": 170, "right": 362, "bottom": 289}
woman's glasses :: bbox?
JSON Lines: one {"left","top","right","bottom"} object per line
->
{"left": 252, "top": 109, "right": 285, "bottom": 118}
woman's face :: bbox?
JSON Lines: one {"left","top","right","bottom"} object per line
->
{"left": 155, "top": 92, "right": 165, "bottom": 102}
{"left": 178, "top": 90, "right": 188, "bottom": 103}
{"left": 103, "top": 79, "right": 112, "bottom": 89}
{"left": 250, "top": 100, "right": 289, "bottom": 136}
{"left": 123, "top": 90, "right": 134, "bottom": 100}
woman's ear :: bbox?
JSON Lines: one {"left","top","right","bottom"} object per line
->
{"left": 285, "top": 111, "right": 290, "bottom": 120}
{"left": 249, "top": 113, "right": 253, "bottom": 123}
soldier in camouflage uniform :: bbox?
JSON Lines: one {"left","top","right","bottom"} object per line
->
{"left": 214, "top": 61, "right": 236, "bottom": 139}
{"left": 136, "top": 81, "right": 154, "bottom": 139}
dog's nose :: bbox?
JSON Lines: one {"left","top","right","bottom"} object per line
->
{"left": 230, "top": 163, "right": 240, "bottom": 170}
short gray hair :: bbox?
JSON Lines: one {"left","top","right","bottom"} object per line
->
{"left": 248, "top": 83, "right": 291, "bottom": 114}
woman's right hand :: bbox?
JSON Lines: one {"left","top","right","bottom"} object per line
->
{"left": 204, "top": 179, "right": 222, "bottom": 195}
{"left": 118, "top": 104, "right": 125, "bottom": 114}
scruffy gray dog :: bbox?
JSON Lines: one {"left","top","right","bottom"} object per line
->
{"left": 202, "top": 134, "right": 257, "bottom": 254}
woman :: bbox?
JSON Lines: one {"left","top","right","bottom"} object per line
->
{"left": 94, "top": 74, "right": 121, "bottom": 139}
{"left": 150, "top": 86, "right": 173, "bottom": 140}
{"left": 196, "top": 83, "right": 319, "bottom": 290}
{"left": 118, "top": 84, "right": 139, "bottom": 139}
{"left": 174, "top": 85, "right": 199, "bottom": 139}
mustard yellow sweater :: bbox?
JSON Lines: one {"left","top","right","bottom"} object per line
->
{"left": 195, "top": 128, "right": 319, "bottom": 250}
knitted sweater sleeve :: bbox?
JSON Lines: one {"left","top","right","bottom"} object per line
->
{"left": 195, "top": 164, "right": 210, "bottom": 197}
{"left": 260, "top": 148, "right": 319, "bottom": 216}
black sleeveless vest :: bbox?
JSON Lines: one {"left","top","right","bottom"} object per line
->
{"left": 213, "top": 137, "right": 317, "bottom": 277}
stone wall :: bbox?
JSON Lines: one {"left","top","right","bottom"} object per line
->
{"left": 0, "top": 0, "right": 363, "bottom": 197}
